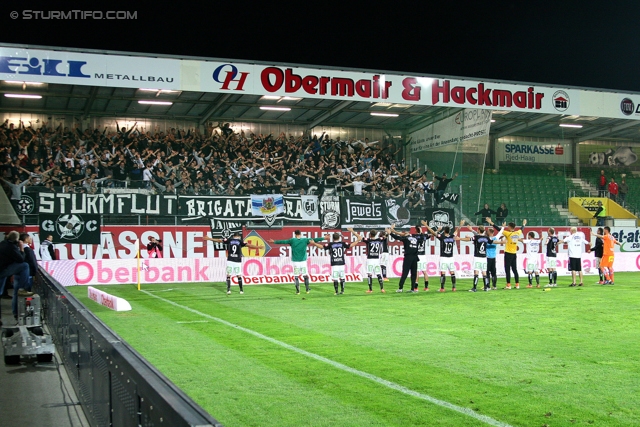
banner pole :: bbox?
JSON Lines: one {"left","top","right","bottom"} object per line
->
{"left": 136, "top": 238, "right": 141, "bottom": 291}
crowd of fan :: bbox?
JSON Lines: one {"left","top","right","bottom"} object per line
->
{"left": 0, "top": 119, "right": 457, "bottom": 206}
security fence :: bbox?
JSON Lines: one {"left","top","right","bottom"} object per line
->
{"left": 35, "top": 268, "right": 222, "bottom": 427}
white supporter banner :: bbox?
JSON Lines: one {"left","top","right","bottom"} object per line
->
{"left": 88, "top": 286, "right": 132, "bottom": 311}
{"left": 39, "top": 251, "right": 640, "bottom": 287}
{"left": 410, "top": 109, "right": 492, "bottom": 153}
{"left": 298, "top": 195, "right": 320, "bottom": 221}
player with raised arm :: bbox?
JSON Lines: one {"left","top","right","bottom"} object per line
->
{"left": 389, "top": 223, "right": 425, "bottom": 293}
{"left": 485, "top": 228, "right": 504, "bottom": 291}
{"left": 459, "top": 220, "right": 490, "bottom": 292}
{"left": 596, "top": 226, "right": 621, "bottom": 285}
{"left": 379, "top": 230, "right": 390, "bottom": 281}
{"left": 561, "top": 227, "right": 591, "bottom": 287}
{"left": 268, "top": 230, "right": 325, "bottom": 294}
{"left": 310, "top": 230, "right": 361, "bottom": 295}
{"left": 425, "top": 221, "right": 459, "bottom": 292}
{"left": 487, "top": 217, "right": 527, "bottom": 289}
{"left": 519, "top": 231, "right": 544, "bottom": 288}
{"left": 544, "top": 228, "right": 560, "bottom": 287}
{"left": 360, "top": 229, "right": 387, "bottom": 293}
{"left": 204, "top": 232, "right": 263, "bottom": 295}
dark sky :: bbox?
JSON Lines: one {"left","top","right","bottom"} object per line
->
{"left": 2, "top": 2, "right": 639, "bottom": 92}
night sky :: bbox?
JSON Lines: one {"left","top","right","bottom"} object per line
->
{"left": 2, "top": 2, "right": 639, "bottom": 92}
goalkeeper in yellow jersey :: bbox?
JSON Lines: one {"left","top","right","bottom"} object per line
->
{"left": 487, "top": 217, "right": 527, "bottom": 289}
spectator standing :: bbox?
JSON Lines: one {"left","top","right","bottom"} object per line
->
{"left": 608, "top": 177, "right": 619, "bottom": 202}
{"left": 39, "top": 234, "right": 56, "bottom": 260}
{"left": 496, "top": 203, "right": 508, "bottom": 224}
{"left": 475, "top": 204, "right": 496, "bottom": 226}
{"left": 618, "top": 178, "right": 628, "bottom": 207}
{"left": 0, "top": 231, "right": 32, "bottom": 322}
{"left": 19, "top": 233, "right": 37, "bottom": 292}
{"left": 597, "top": 170, "right": 607, "bottom": 197}
{"left": 146, "top": 237, "right": 163, "bottom": 258}
{"left": 593, "top": 201, "right": 606, "bottom": 226}
{"left": 432, "top": 171, "right": 458, "bottom": 205}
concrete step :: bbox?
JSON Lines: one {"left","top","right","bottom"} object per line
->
{"left": 550, "top": 204, "right": 583, "bottom": 225}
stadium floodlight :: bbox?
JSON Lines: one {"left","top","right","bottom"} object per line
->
{"left": 139, "top": 89, "right": 178, "bottom": 93}
{"left": 4, "top": 81, "right": 44, "bottom": 85}
{"left": 4, "top": 93, "right": 42, "bottom": 99}
{"left": 138, "top": 100, "right": 173, "bottom": 105}
{"left": 559, "top": 124, "right": 583, "bottom": 128}
{"left": 370, "top": 112, "right": 399, "bottom": 117}
{"left": 260, "top": 106, "right": 291, "bottom": 111}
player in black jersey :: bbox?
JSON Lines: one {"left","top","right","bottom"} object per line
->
{"left": 544, "top": 227, "right": 560, "bottom": 287}
{"left": 414, "top": 224, "right": 432, "bottom": 291}
{"left": 590, "top": 227, "right": 604, "bottom": 284}
{"left": 460, "top": 221, "right": 491, "bottom": 292}
{"left": 426, "top": 223, "right": 460, "bottom": 292}
{"left": 204, "top": 232, "right": 263, "bottom": 295}
{"left": 311, "top": 231, "right": 361, "bottom": 295}
{"left": 390, "top": 222, "right": 428, "bottom": 293}
{"left": 379, "top": 231, "right": 390, "bottom": 281}
{"left": 359, "top": 229, "right": 387, "bottom": 293}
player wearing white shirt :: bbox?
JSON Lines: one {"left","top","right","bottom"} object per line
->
{"left": 519, "top": 232, "right": 543, "bottom": 288}
{"left": 561, "top": 227, "right": 590, "bottom": 287}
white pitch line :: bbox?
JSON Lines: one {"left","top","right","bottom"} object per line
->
{"left": 176, "top": 320, "right": 210, "bottom": 324}
{"left": 142, "top": 290, "right": 514, "bottom": 427}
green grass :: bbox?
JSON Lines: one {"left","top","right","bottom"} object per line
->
{"left": 68, "top": 273, "right": 640, "bottom": 427}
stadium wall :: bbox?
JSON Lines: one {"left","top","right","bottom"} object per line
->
{"left": 6, "top": 224, "right": 640, "bottom": 256}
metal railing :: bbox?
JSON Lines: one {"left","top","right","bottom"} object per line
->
{"left": 35, "top": 268, "right": 223, "bottom": 427}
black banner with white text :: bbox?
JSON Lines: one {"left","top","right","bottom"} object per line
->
{"left": 32, "top": 192, "right": 319, "bottom": 221}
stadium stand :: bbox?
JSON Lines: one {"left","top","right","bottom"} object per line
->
{"left": 1, "top": 119, "right": 633, "bottom": 226}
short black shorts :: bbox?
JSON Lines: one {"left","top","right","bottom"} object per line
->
{"left": 568, "top": 257, "right": 582, "bottom": 272}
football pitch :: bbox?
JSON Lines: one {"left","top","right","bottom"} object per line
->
{"left": 68, "top": 273, "right": 640, "bottom": 427}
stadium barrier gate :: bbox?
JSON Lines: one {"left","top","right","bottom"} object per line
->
{"left": 35, "top": 267, "right": 223, "bottom": 427}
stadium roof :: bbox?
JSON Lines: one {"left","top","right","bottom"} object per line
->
{"left": 1, "top": 43, "right": 640, "bottom": 142}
